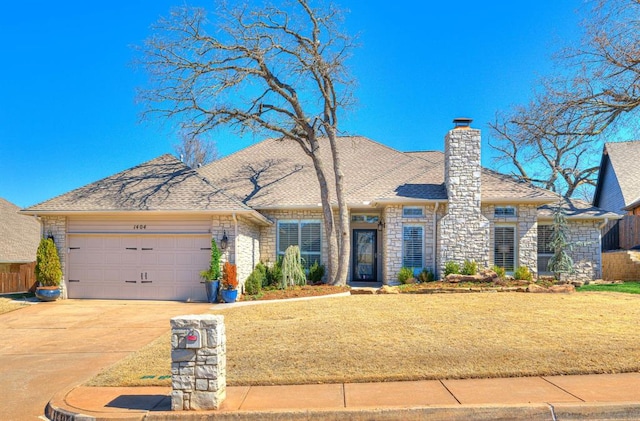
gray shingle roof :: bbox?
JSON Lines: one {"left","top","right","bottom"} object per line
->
{"left": 538, "top": 198, "right": 622, "bottom": 220}
{"left": 0, "top": 198, "right": 41, "bottom": 263}
{"left": 603, "top": 141, "right": 640, "bottom": 207}
{"left": 199, "top": 136, "right": 560, "bottom": 207}
{"left": 23, "top": 154, "right": 256, "bottom": 214}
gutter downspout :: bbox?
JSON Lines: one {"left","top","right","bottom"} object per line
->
{"left": 598, "top": 217, "right": 609, "bottom": 230}
{"left": 232, "top": 213, "right": 238, "bottom": 265}
{"left": 433, "top": 202, "right": 439, "bottom": 277}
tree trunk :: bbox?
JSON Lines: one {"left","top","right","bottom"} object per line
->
{"left": 326, "top": 129, "right": 350, "bottom": 286}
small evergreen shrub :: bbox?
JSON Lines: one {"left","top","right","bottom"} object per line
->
{"left": 444, "top": 261, "right": 460, "bottom": 276}
{"left": 245, "top": 263, "right": 266, "bottom": 295}
{"left": 265, "top": 259, "right": 283, "bottom": 288}
{"left": 461, "top": 260, "right": 478, "bottom": 276}
{"left": 35, "top": 238, "right": 62, "bottom": 286}
{"left": 514, "top": 266, "right": 533, "bottom": 281}
{"left": 308, "top": 261, "right": 325, "bottom": 283}
{"left": 200, "top": 238, "right": 221, "bottom": 282}
{"left": 491, "top": 265, "right": 506, "bottom": 278}
{"left": 397, "top": 267, "right": 413, "bottom": 284}
{"left": 418, "top": 268, "right": 435, "bottom": 283}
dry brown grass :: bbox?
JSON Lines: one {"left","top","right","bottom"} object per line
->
{"left": 88, "top": 292, "right": 640, "bottom": 387}
{"left": 0, "top": 298, "right": 27, "bottom": 315}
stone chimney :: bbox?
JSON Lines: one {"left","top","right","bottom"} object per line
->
{"left": 439, "top": 118, "right": 490, "bottom": 272}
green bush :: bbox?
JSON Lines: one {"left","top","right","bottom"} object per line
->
{"left": 35, "top": 238, "right": 62, "bottom": 287}
{"left": 418, "top": 268, "right": 435, "bottom": 283}
{"left": 514, "top": 266, "right": 533, "bottom": 281}
{"left": 491, "top": 265, "right": 506, "bottom": 278}
{"left": 200, "top": 238, "right": 221, "bottom": 282}
{"left": 265, "top": 259, "right": 283, "bottom": 288}
{"left": 397, "top": 267, "right": 413, "bottom": 284}
{"left": 444, "top": 261, "right": 460, "bottom": 276}
{"left": 461, "top": 260, "right": 478, "bottom": 276}
{"left": 245, "top": 263, "right": 266, "bottom": 295}
{"left": 281, "top": 245, "right": 306, "bottom": 288}
{"left": 308, "top": 261, "right": 325, "bottom": 283}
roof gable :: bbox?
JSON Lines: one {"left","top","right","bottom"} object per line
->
{"left": 23, "top": 154, "right": 253, "bottom": 213}
{"left": 594, "top": 141, "right": 640, "bottom": 209}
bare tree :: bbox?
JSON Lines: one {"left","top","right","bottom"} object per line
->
{"left": 174, "top": 134, "right": 218, "bottom": 168}
{"left": 490, "top": 0, "right": 640, "bottom": 198}
{"left": 139, "top": 0, "right": 354, "bottom": 285}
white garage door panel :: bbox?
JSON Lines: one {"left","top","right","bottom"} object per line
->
{"left": 68, "top": 234, "right": 210, "bottom": 301}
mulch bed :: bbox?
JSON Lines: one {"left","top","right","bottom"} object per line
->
{"left": 241, "top": 284, "right": 350, "bottom": 301}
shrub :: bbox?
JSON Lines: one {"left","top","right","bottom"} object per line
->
{"left": 200, "top": 238, "right": 221, "bottom": 282}
{"left": 398, "top": 267, "right": 413, "bottom": 284}
{"left": 461, "top": 260, "right": 478, "bottom": 276}
{"left": 418, "top": 268, "right": 435, "bottom": 283}
{"left": 444, "top": 261, "right": 460, "bottom": 276}
{"left": 222, "top": 262, "right": 238, "bottom": 290}
{"left": 35, "top": 238, "right": 62, "bottom": 286}
{"left": 491, "top": 265, "right": 506, "bottom": 278}
{"left": 514, "top": 266, "right": 533, "bottom": 281}
{"left": 245, "top": 263, "right": 266, "bottom": 295}
{"left": 265, "top": 259, "right": 283, "bottom": 288}
{"left": 308, "top": 261, "right": 325, "bottom": 283}
{"left": 281, "top": 245, "right": 306, "bottom": 288}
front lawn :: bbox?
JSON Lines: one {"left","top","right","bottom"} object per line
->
{"left": 578, "top": 281, "right": 640, "bottom": 294}
{"left": 88, "top": 293, "right": 640, "bottom": 387}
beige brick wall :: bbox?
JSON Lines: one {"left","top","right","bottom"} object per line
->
{"left": 235, "top": 216, "right": 261, "bottom": 290}
{"left": 602, "top": 251, "right": 640, "bottom": 281}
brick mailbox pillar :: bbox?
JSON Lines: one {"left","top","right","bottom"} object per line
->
{"left": 170, "top": 315, "right": 226, "bottom": 410}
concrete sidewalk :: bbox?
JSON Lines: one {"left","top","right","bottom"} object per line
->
{"left": 45, "top": 372, "right": 640, "bottom": 420}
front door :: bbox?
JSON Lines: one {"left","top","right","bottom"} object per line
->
{"left": 352, "top": 229, "right": 377, "bottom": 282}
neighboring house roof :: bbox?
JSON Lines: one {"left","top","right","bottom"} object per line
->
{"left": 198, "top": 136, "right": 559, "bottom": 208}
{"left": 0, "top": 198, "right": 41, "bottom": 263}
{"left": 538, "top": 198, "right": 623, "bottom": 221}
{"left": 593, "top": 140, "right": 640, "bottom": 212}
{"left": 22, "top": 155, "right": 270, "bottom": 224}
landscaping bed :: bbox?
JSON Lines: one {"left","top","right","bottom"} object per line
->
{"left": 242, "top": 284, "right": 350, "bottom": 301}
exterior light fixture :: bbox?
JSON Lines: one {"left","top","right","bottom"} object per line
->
{"left": 47, "top": 231, "right": 55, "bottom": 243}
{"left": 377, "top": 219, "right": 385, "bottom": 232}
{"left": 220, "top": 231, "right": 229, "bottom": 250}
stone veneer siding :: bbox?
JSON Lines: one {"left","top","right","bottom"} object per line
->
{"left": 482, "top": 204, "right": 539, "bottom": 274}
{"left": 439, "top": 127, "right": 490, "bottom": 271}
{"left": 564, "top": 220, "right": 602, "bottom": 281}
{"left": 235, "top": 216, "right": 261, "bottom": 291}
{"left": 383, "top": 204, "right": 438, "bottom": 283}
{"left": 41, "top": 216, "right": 68, "bottom": 298}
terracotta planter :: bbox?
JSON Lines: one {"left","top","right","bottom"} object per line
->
{"left": 35, "top": 286, "right": 61, "bottom": 302}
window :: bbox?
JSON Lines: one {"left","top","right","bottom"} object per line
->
{"left": 494, "top": 226, "right": 515, "bottom": 272}
{"left": 403, "top": 206, "right": 424, "bottom": 217}
{"left": 351, "top": 214, "right": 380, "bottom": 224}
{"left": 537, "top": 224, "right": 553, "bottom": 273}
{"left": 403, "top": 225, "right": 423, "bottom": 269}
{"left": 278, "top": 220, "right": 321, "bottom": 269}
{"left": 494, "top": 206, "right": 516, "bottom": 217}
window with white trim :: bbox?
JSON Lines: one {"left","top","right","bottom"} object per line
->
{"left": 277, "top": 220, "right": 321, "bottom": 269}
{"left": 537, "top": 224, "right": 553, "bottom": 274}
{"left": 403, "top": 225, "right": 423, "bottom": 269}
{"left": 494, "top": 226, "right": 516, "bottom": 272}
{"left": 403, "top": 206, "right": 424, "bottom": 217}
{"left": 494, "top": 206, "right": 516, "bottom": 217}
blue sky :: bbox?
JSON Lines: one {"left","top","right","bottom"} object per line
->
{"left": 0, "top": 1, "right": 585, "bottom": 208}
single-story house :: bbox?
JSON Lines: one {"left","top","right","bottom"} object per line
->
{"left": 1, "top": 198, "right": 41, "bottom": 293}
{"left": 22, "top": 120, "right": 619, "bottom": 300}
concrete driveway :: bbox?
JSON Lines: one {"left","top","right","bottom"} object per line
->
{"left": 0, "top": 299, "right": 212, "bottom": 421}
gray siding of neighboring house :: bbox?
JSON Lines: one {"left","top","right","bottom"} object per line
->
{"left": 595, "top": 158, "right": 626, "bottom": 214}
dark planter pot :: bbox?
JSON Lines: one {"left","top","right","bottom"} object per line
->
{"left": 205, "top": 280, "right": 220, "bottom": 303}
{"left": 35, "top": 286, "right": 61, "bottom": 302}
{"left": 220, "top": 288, "right": 238, "bottom": 303}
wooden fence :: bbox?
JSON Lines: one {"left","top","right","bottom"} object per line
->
{"left": 0, "top": 262, "right": 37, "bottom": 294}
{"left": 601, "top": 215, "right": 640, "bottom": 251}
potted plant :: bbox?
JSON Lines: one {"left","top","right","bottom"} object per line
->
{"left": 200, "top": 238, "right": 221, "bottom": 303}
{"left": 35, "top": 237, "right": 62, "bottom": 301}
{"left": 220, "top": 262, "right": 238, "bottom": 303}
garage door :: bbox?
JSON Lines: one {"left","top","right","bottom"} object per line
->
{"left": 67, "top": 234, "right": 210, "bottom": 301}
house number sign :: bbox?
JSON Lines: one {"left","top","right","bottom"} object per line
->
{"left": 133, "top": 224, "right": 147, "bottom": 230}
